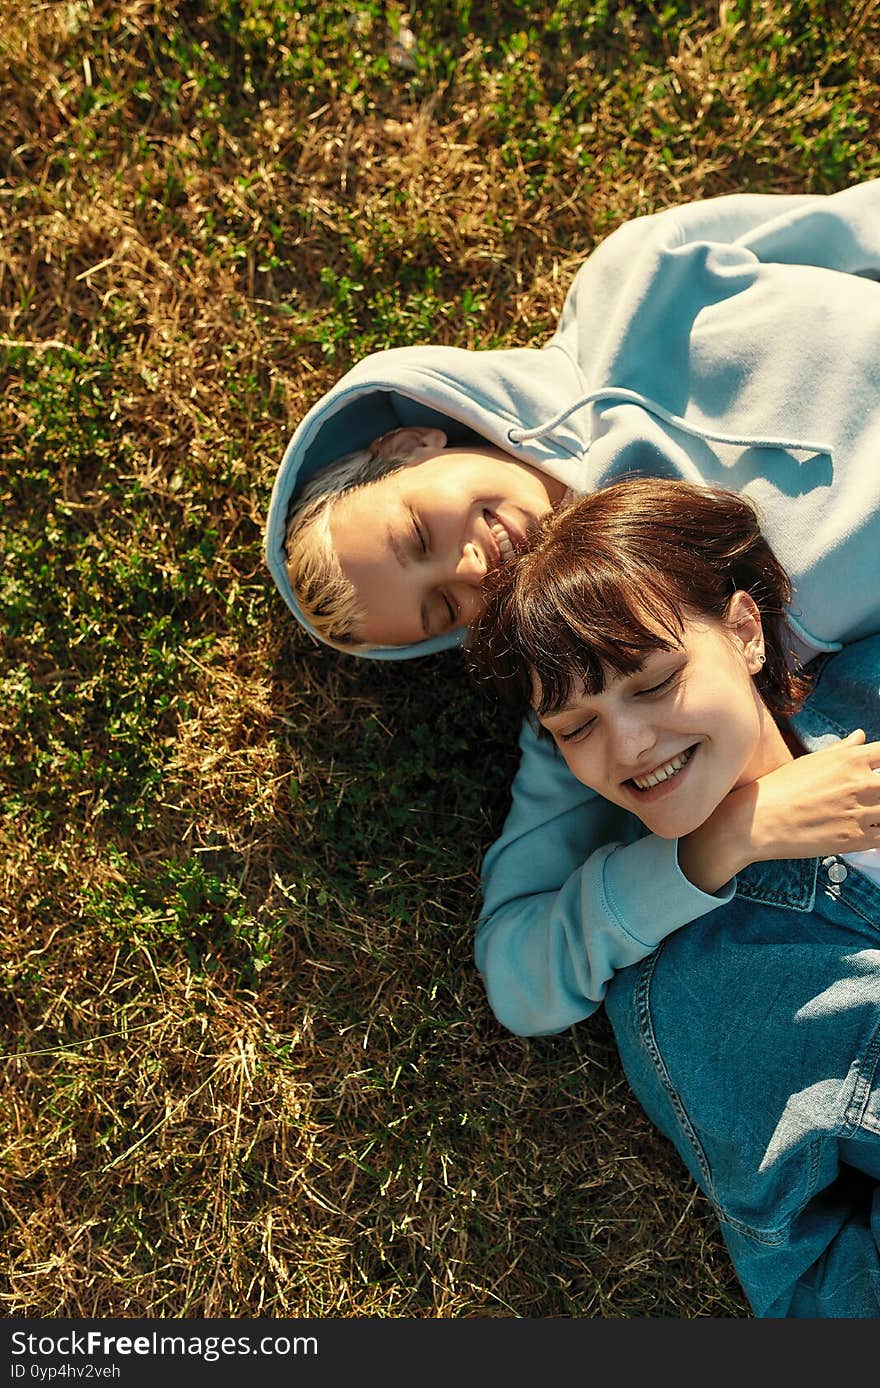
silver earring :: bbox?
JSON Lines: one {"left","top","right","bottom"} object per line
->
{"left": 757, "top": 653, "right": 766, "bottom": 665}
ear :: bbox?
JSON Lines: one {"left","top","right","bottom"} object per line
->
{"left": 727, "top": 589, "right": 765, "bottom": 672}
{"left": 369, "top": 426, "right": 447, "bottom": 463}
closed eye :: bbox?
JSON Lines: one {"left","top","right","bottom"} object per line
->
{"left": 639, "top": 671, "right": 679, "bottom": 697}
{"left": 410, "top": 508, "right": 428, "bottom": 554}
{"left": 557, "top": 718, "right": 595, "bottom": 743}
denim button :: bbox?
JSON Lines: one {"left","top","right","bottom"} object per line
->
{"left": 827, "top": 862, "right": 848, "bottom": 884}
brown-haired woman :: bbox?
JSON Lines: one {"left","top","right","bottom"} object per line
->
{"left": 469, "top": 477, "right": 880, "bottom": 1317}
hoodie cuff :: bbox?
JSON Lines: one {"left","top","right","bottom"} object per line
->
{"left": 601, "top": 833, "right": 735, "bottom": 949}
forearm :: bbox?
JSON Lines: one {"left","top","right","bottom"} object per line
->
{"left": 677, "top": 787, "right": 756, "bottom": 894}
{"left": 479, "top": 829, "right": 734, "bottom": 1037}
{"left": 478, "top": 718, "right": 743, "bottom": 1036}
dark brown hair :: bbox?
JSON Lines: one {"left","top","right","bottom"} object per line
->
{"left": 467, "top": 477, "right": 811, "bottom": 726}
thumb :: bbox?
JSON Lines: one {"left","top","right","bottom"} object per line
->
{"left": 842, "top": 728, "right": 867, "bottom": 745}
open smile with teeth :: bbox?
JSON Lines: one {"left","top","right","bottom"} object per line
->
{"left": 630, "top": 745, "right": 696, "bottom": 791}
{"left": 485, "top": 512, "right": 517, "bottom": 565}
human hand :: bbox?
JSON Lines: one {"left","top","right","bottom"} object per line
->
{"left": 740, "top": 728, "right": 880, "bottom": 861}
{"left": 679, "top": 730, "right": 880, "bottom": 893}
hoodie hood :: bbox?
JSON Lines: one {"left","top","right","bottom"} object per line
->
{"left": 264, "top": 341, "right": 591, "bottom": 659}
{"left": 267, "top": 182, "right": 880, "bottom": 661}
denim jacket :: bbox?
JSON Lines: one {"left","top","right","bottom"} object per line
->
{"left": 605, "top": 635, "right": 880, "bottom": 1317}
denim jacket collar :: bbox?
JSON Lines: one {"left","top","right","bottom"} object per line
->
{"left": 735, "top": 857, "right": 819, "bottom": 913}
{"left": 788, "top": 636, "right": 880, "bottom": 751}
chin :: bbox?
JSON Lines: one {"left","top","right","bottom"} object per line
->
{"left": 644, "top": 807, "right": 715, "bottom": 840}
{"left": 646, "top": 822, "right": 691, "bottom": 840}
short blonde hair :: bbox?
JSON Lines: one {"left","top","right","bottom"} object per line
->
{"left": 283, "top": 442, "right": 411, "bottom": 649}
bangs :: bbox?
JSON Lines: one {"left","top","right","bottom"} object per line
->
{"left": 471, "top": 545, "right": 689, "bottom": 722}
{"left": 516, "top": 566, "right": 686, "bottom": 718}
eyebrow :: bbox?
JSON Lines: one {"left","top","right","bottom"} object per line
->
{"left": 386, "top": 518, "right": 431, "bottom": 637}
{"left": 537, "top": 696, "right": 597, "bottom": 727}
{"left": 387, "top": 522, "right": 409, "bottom": 568}
{"left": 540, "top": 696, "right": 592, "bottom": 719}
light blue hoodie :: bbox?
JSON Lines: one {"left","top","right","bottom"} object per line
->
{"left": 266, "top": 182, "right": 880, "bottom": 1037}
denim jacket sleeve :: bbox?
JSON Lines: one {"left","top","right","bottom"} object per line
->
{"left": 475, "top": 717, "right": 735, "bottom": 1037}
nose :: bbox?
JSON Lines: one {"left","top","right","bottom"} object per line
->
{"left": 607, "top": 710, "right": 657, "bottom": 774}
{"left": 449, "top": 544, "right": 489, "bottom": 627}
{"left": 455, "top": 542, "right": 487, "bottom": 586}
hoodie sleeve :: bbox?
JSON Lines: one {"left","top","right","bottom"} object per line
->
{"left": 556, "top": 181, "right": 880, "bottom": 357}
{"left": 475, "top": 717, "right": 734, "bottom": 1037}
{"left": 647, "top": 181, "right": 880, "bottom": 276}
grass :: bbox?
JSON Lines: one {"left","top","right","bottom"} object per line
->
{"left": 1, "top": 0, "right": 878, "bottom": 1318}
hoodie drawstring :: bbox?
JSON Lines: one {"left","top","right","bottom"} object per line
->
{"left": 507, "top": 386, "right": 833, "bottom": 457}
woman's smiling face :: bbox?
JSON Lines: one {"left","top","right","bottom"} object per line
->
{"left": 330, "top": 445, "right": 567, "bottom": 647}
{"left": 535, "top": 598, "right": 784, "bottom": 839}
